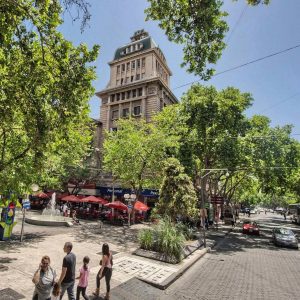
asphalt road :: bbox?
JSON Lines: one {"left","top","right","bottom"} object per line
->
{"left": 159, "top": 213, "right": 300, "bottom": 300}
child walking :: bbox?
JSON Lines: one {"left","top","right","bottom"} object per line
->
{"left": 76, "top": 256, "right": 90, "bottom": 300}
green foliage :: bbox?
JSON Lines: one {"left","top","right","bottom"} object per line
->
{"left": 138, "top": 229, "right": 154, "bottom": 250}
{"left": 103, "top": 118, "right": 179, "bottom": 192}
{"left": 175, "top": 222, "right": 195, "bottom": 240}
{"left": 145, "top": 0, "right": 270, "bottom": 79}
{"left": 145, "top": 0, "right": 228, "bottom": 80}
{"left": 0, "top": 0, "right": 99, "bottom": 193}
{"left": 155, "top": 158, "right": 199, "bottom": 220}
{"left": 154, "top": 217, "right": 185, "bottom": 261}
{"left": 138, "top": 217, "right": 186, "bottom": 261}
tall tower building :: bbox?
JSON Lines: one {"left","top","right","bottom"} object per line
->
{"left": 96, "top": 29, "right": 178, "bottom": 136}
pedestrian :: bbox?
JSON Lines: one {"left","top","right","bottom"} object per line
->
{"left": 58, "top": 242, "right": 76, "bottom": 300}
{"left": 93, "top": 243, "right": 113, "bottom": 300}
{"left": 75, "top": 256, "right": 90, "bottom": 300}
{"left": 32, "top": 255, "right": 56, "bottom": 300}
{"left": 231, "top": 215, "right": 236, "bottom": 227}
{"left": 284, "top": 212, "right": 287, "bottom": 220}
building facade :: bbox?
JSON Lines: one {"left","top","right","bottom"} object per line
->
{"left": 96, "top": 29, "right": 177, "bottom": 136}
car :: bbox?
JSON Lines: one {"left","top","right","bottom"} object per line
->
{"left": 242, "top": 221, "right": 260, "bottom": 235}
{"left": 272, "top": 228, "right": 299, "bottom": 249}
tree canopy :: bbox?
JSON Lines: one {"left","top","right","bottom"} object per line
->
{"left": 145, "top": 0, "right": 270, "bottom": 79}
{"left": 0, "top": 0, "right": 99, "bottom": 193}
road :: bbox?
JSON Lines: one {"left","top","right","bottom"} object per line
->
{"left": 159, "top": 213, "right": 300, "bottom": 300}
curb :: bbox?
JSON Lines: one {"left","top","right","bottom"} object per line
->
{"left": 138, "top": 227, "right": 233, "bottom": 290}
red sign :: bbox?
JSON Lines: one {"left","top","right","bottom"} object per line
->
{"left": 210, "top": 196, "right": 224, "bottom": 205}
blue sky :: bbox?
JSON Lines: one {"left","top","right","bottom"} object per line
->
{"left": 60, "top": 0, "right": 300, "bottom": 140}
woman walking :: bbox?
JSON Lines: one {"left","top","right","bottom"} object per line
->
{"left": 93, "top": 243, "right": 113, "bottom": 300}
{"left": 32, "top": 255, "right": 56, "bottom": 300}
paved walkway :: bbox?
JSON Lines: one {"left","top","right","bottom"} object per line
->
{"left": 0, "top": 211, "right": 233, "bottom": 299}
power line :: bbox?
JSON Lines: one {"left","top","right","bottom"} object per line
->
{"left": 173, "top": 43, "right": 300, "bottom": 90}
{"left": 259, "top": 92, "right": 300, "bottom": 114}
{"left": 226, "top": 4, "right": 248, "bottom": 44}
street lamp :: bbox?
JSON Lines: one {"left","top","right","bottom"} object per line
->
{"left": 20, "top": 183, "right": 39, "bottom": 242}
{"left": 124, "top": 193, "right": 136, "bottom": 226}
{"left": 199, "top": 169, "right": 229, "bottom": 248}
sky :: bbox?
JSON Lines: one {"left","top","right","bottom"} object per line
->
{"left": 59, "top": 0, "right": 300, "bottom": 140}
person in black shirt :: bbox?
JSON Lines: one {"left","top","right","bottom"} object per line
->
{"left": 58, "top": 242, "right": 76, "bottom": 300}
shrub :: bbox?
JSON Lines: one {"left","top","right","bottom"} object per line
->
{"left": 138, "top": 217, "right": 186, "bottom": 261}
{"left": 138, "top": 229, "right": 154, "bottom": 250}
{"left": 176, "top": 222, "right": 195, "bottom": 240}
{"left": 154, "top": 217, "right": 185, "bottom": 261}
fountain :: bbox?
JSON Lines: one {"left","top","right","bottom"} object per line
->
{"left": 25, "top": 192, "right": 73, "bottom": 227}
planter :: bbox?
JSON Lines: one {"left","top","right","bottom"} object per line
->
{"left": 134, "top": 239, "right": 203, "bottom": 264}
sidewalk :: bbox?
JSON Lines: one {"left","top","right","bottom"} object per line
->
{"left": 0, "top": 211, "right": 235, "bottom": 299}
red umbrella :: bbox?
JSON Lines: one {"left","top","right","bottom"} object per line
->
{"left": 61, "top": 195, "right": 83, "bottom": 202}
{"left": 35, "top": 192, "right": 49, "bottom": 199}
{"left": 105, "top": 200, "right": 128, "bottom": 211}
{"left": 134, "top": 201, "right": 150, "bottom": 211}
{"left": 81, "top": 196, "right": 108, "bottom": 204}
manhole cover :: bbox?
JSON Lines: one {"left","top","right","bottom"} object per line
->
{"left": 0, "top": 288, "right": 25, "bottom": 300}
{"left": 97, "top": 250, "right": 118, "bottom": 256}
{"left": 0, "top": 264, "right": 8, "bottom": 272}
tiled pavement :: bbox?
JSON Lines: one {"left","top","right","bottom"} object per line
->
{"left": 0, "top": 210, "right": 232, "bottom": 299}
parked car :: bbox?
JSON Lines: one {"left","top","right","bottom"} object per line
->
{"left": 242, "top": 221, "right": 260, "bottom": 235}
{"left": 272, "top": 228, "right": 299, "bottom": 249}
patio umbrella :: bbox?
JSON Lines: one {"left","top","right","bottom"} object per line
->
{"left": 134, "top": 200, "right": 150, "bottom": 211}
{"left": 81, "top": 196, "right": 108, "bottom": 204}
{"left": 61, "top": 195, "right": 83, "bottom": 202}
{"left": 35, "top": 192, "right": 49, "bottom": 199}
{"left": 105, "top": 200, "right": 128, "bottom": 211}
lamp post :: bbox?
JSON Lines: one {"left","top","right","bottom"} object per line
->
{"left": 199, "top": 169, "right": 229, "bottom": 248}
{"left": 124, "top": 193, "right": 136, "bottom": 226}
{"left": 20, "top": 183, "right": 39, "bottom": 242}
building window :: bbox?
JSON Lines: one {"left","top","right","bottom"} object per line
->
{"left": 112, "top": 110, "right": 119, "bottom": 120}
{"left": 136, "top": 74, "right": 140, "bottom": 80}
{"left": 116, "top": 93, "right": 120, "bottom": 101}
{"left": 126, "top": 91, "right": 131, "bottom": 99}
{"left": 110, "top": 127, "right": 118, "bottom": 132}
{"left": 138, "top": 88, "right": 143, "bottom": 96}
{"left": 122, "top": 108, "right": 129, "bottom": 118}
{"left": 131, "top": 61, "right": 135, "bottom": 69}
{"left": 122, "top": 64, "right": 125, "bottom": 72}
{"left": 111, "top": 94, "right": 115, "bottom": 102}
{"left": 126, "top": 62, "right": 130, "bottom": 71}
{"left": 133, "top": 106, "right": 141, "bottom": 116}
{"left": 117, "top": 65, "right": 120, "bottom": 74}
{"left": 132, "top": 89, "right": 136, "bottom": 97}
{"left": 142, "top": 58, "right": 145, "bottom": 68}
{"left": 121, "top": 78, "right": 124, "bottom": 85}
{"left": 131, "top": 76, "right": 134, "bottom": 82}
{"left": 137, "top": 59, "right": 140, "bottom": 68}
{"left": 121, "top": 92, "right": 125, "bottom": 100}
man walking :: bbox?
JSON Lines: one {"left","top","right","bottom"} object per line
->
{"left": 58, "top": 242, "right": 76, "bottom": 300}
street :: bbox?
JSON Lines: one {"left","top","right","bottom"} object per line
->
{"left": 159, "top": 213, "right": 300, "bottom": 300}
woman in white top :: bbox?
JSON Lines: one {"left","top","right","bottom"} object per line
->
{"left": 32, "top": 255, "right": 56, "bottom": 300}
{"left": 93, "top": 243, "right": 113, "bottom": 300}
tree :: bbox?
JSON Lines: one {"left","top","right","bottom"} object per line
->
{"left": 145, "top": 0, "right": 270, "bottom": 79}
{"left": 103, "top": 118, "right": 178, "bottom": 195}
{"left": 155, "top": 157, "right": 198, "bottom": 220}
{"left": 0, "top": 0, "right": 99, "bottom": 193}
